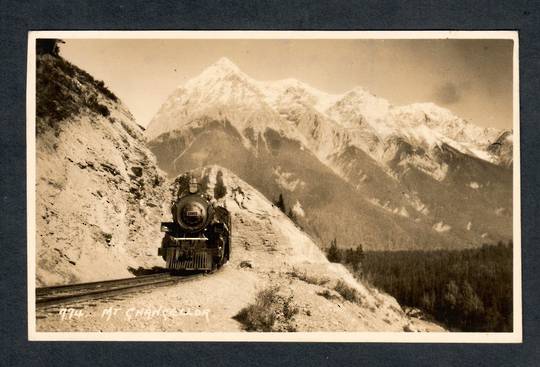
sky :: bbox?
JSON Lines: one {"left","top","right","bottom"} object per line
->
{"left": 60, "top": 38, "right": 514, "bottom": 129}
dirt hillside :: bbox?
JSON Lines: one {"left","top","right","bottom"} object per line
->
{"left": 36, "top": 54, "right": 168, "bottom": 286}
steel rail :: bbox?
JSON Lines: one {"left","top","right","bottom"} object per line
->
{"left": 36, "top": 273, "right": 205, "bottom": 308}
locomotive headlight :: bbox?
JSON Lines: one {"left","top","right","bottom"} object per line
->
{"left": 181, "top": 202, "right": 206, "bottom": 227}
{"left": 174, "top": 195, "right": 212, "bottom": 232}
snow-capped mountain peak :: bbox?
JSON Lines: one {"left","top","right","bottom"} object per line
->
{"left": 257, "top": 78, "right": 341, "bottom": 115}
{"left": 146, "top": 57, "right": 297, "bottom": 142}
{"left": 184, "top": 57, "right": 251, "bottom": 89}
{"left": 147, "top": 57, "right": 511, "bottom": 169}
{"left": 214, "top": 56, "right": 241, "bottom": 71}
{"left": 389, "top": 103, "right": 502, "bottom": 155}
{"left": 328, "top": 87, "right": 391, "bottom": 129}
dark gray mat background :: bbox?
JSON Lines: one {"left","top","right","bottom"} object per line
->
{"left": 1, "top": 1, "right": 539, "bottom": 366}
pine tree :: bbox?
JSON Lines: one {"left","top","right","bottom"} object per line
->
{"left": 442, "top": 280, "right": 460, "bottom": 325}
{"left": 460, "top": 280, "right": 484, "bottom": 328}
{"left": 214, "top": 170, "right": 227, "bottom": 199}
{"left": 351, "top": 243, "right": 365, "bottom": 272}
{"left": 36, "top": 39, "right": 64, "bottom": 57}
{"left": 275, "top": 193, "right": 286, "bottom": 213}
{"left": 326, "top": 238, "right": 340, "bottom": 263}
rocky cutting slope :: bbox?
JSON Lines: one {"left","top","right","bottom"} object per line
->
{"left": 36, "top": 54, "right": 168, "bottom": 286}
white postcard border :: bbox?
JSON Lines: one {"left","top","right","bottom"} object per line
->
{"left": 27, "top": 30, "right": 522, "bottom": 343}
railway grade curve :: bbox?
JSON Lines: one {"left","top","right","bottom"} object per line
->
{"left": 36, "top": 272, "right": 205, "bottom": 309}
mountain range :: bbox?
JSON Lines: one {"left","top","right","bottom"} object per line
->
{"left": 146, "top": 57, "right": 513, "bottom": 250}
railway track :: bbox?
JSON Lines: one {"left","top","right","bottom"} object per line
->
{"left": 36, "top": 272, "right": 204, "bottom": 308}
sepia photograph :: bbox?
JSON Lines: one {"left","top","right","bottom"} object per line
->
{"left": 27, "top": 31, "right": 520, "bottom": 342}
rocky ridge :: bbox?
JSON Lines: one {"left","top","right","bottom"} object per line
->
{"left": 145, "top": 57, "right": 511, "bottom": 170}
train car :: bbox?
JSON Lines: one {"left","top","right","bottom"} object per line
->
{"left": 158, "top": 177, "right": 231, "bottom": 271}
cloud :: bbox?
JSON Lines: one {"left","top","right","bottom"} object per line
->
{"left": 434, "top": 82, "right": 461, "bottom": 105}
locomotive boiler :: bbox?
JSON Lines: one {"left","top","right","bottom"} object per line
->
{"left": 158, "top": 176, "right": 231, "bottom": 271}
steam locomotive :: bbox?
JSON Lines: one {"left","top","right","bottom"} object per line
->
{"left": 158, "top": 176, "right": 231, "bottom": 271}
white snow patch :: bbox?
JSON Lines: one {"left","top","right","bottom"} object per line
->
{"left": 292, "top": 200, "right": 305, "bottom": 217}
{"left": 468, "top": 147, "right": 494, "bottom": 162}
{"left": 401, "top": 154, "right": 449, "bottom": 181}
{"left": 408, "top": 124, "right": 441, "bottom": 147}
{"left": 466, "top": 221, "right": 472, "bottom": 231}
{"left": 469, "top": 182, "right": 480, "bottom": 189}
{"left": 272, "top": 166, "right": 304, "bottom": 192}
{"left": 399, "top": 207, "right": 410, "bottom": 218}
{"left": 369, "top": 198, "right": 410, "bottom": 218}
{"left": 407, "top": 194, "right": 430, "bottom": 216}
{"left": 432, "top": 221, "right": 451, "bottom": 233}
